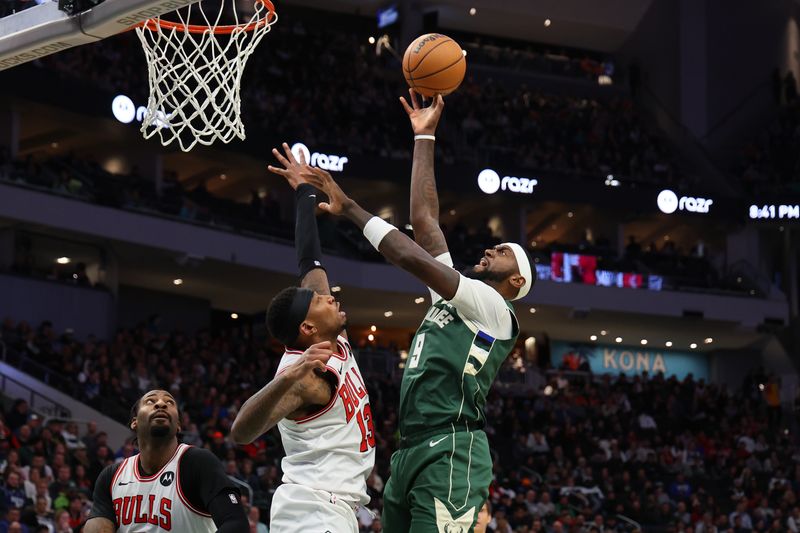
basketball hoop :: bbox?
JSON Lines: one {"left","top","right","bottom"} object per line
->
{"left": 134, "top": 0, "right": 277, "bottom": 152}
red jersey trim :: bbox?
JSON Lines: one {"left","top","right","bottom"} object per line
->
{"left": 175, "top": 446, "right": 213, "bottom": 518}
{"left": 289, "top": 366, "right": 342, "bottom": 423}
{"left": 133, "top": 444, "right": 183, "bottom": 482}
{"left": 110, "top": 458, "right": 127, "bottom": 491}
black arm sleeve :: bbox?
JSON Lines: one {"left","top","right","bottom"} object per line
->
{"left": 295, "top": 183, "right": 325, "bottom": 277}
{"left": 207, "top": 491, "right": 251, "bottom": 533}
{"left": 87, "top": 463, "right": 120, "bottom": 523}
{"left": 180, "top": 448, "right": 247, "bottom": 531}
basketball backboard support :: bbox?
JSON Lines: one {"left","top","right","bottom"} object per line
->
{"left": 0, "top": 0, "right": 201, "bottom": 71}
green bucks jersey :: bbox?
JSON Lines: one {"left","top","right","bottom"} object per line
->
{"left": 398, "top": 279, "right": 519, "bottom": 436}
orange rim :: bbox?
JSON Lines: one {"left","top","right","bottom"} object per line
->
{"left": 138, "top": 0, "right": 276, "bottom": 34}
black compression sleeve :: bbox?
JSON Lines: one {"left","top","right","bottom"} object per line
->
{"left": 179, "top": 448, "right": 244, "bottom": 516}
{"left": 295, "top": 183, "right": 325, "bottom": 278}
{"left": 207, "top": 491, "right": 250, "bottom": 533}
{"left": 87, "top": 463, "right": 120, "bottom": 523}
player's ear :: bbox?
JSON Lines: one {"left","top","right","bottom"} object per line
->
{"left": 509, "top": 273, "right": 525, "bottom": 290}
{"left": 299, "top": 321, "right": 315, "bottom": 337}
{"left": 130, "top": 418, "right": 137, "bottom": 431}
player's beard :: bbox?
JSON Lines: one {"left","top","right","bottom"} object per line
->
{"left": 150, "top": 424, "right": 171, "bottom": 439}
{"left": 462, "top": 265, "right": 507, "bottom": 284}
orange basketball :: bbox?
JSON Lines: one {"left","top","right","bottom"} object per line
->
{"left": 402, "top": 33, "right": 466, "bottom": 97}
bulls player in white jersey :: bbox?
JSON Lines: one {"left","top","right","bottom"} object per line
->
{"left": 85, "top": 390, "right": 248, "bottom": 533}
{"left": 231, "top": 144, "right": 375, "bottom": 533}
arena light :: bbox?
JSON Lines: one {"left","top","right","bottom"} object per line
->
{"left": 384, "top": 311, "right": 393, "bottom": 318}
{"left": 690, "top": 343, "right": 698, "bottom": 349}
{"left": 370, "top": 325, "right": 377, "bottom": 332}
{"left": 704, "top": 337, "right": 713, "bottom": 344}
{"left": 469, "top": 7, "right": 476, "bottom": 15}
{"left": 368, "top": 36, "right": 376, "bottom": 44}
{"left": 331, "top": 286, "right": 341, "bottom": 293}
{"left": 367, "top": 334, "right": 375, "bottom": 342}
{"left": 544, "top": 385, "right": 553, "bottom": 396}
{"left": 173, "top": 278, "right": 183, "bottom": 286}
{"left": 544, "top": 18, "right": 552, "bottom": 27}
{"left": 600, "top": 330, "right": 607, "bottom": 336}
{"left": 640, "top": 339, "right": 648, "bottom": 345}
{"left": 56, "top": 257, "right": 71, "bottom": 265}
{"left": 615, "top": 337, "right": 622, "bottom": 343}
{"left": 231, "top": 313, "right": 238, "bottom": 320}
{"left": 665, "top": 341, "right": 673, "bottom": 347}
{"left": 759, "top": 383, "right": 765, "bottom": 391}
{"left": 589, "top": 335, "right": 597, "bottom": 341}
{"left": 414, "top": 297, "right": 425, "bottom": 304}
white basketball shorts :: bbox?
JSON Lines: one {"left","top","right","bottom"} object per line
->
{"left": 270, "top": 484, "right": 359, "bottom": 533}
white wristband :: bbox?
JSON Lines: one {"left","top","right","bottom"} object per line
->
{"left": 363, "top": 217, "right": 397, "bottom": 250}
{"left": 414, "top": 135, "right": 436, "bottom": 142}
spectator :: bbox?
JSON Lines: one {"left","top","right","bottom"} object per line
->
{"left": 47, "top": 467, "right": 73, "bottom": 504}
{"left": 2, "top": 472, "right": 29, "bottom": 510}
{"left": 247, "top": 506, "right": 268, "bottom": 533}
{"left": 33, "top": 496, "right": 54, "bottom": 533}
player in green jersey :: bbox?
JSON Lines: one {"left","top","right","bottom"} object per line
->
{"left": 300, "top": 90, "right": 536, "bottom": 533}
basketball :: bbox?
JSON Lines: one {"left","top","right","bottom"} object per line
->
{"left": 402, "top": 33, "right": 467, "bottom": 97}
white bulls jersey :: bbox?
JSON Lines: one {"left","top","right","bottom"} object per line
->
{"left": 276, "top": 335, "right": 375, "bottom": 505}
{"left": 110, "top": 444, "right": 215, "bottom": 533}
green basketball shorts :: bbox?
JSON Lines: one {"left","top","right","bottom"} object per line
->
{"left": 383, "top": 427, "right": 491, "bottom": 533}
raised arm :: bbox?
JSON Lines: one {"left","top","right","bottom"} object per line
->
{"left": 230, "top": 341, "right": 333, "bottom": 445}
{"left": 269, "top": 143, "right": 331, "bottom": 296}
{"left": 302, "top": 167, "right": 460, "bottom": 300}
{"left": 400, "top": 91, "right": 449, "bottom": 258}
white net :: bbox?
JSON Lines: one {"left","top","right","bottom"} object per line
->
{"left": 135, "top": 0, "right": 277, "bottom": 152}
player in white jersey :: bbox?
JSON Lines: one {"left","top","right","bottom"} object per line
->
{"left": 231, "top": 144, "right": 376, "bottom": 533}
{"left": 84, "top": 389, "right": 248, "bottom": 533}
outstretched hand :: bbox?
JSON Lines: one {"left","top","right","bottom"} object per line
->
{"left": 399, "top": 89, "right": 444, "bottom": 136}
{"left": 268, "top": 142, "right": 309, "bottom": 190}
{"left": 300, "top": 167, "right": 351, "bottom": 216}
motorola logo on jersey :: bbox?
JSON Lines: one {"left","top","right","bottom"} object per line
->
{"left": 290, "top": 143, "right": 349, "bottom": 172}
{"left": 477, "top": 168, "right": 538, "bottom": 195}
{"left": 657, "top": 189, "right": 713, "bottom": 214}
{"left": 159, "top": 471, "right": 175, "bottom": 486}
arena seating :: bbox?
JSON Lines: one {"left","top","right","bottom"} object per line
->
{"left": 0, "top": 318, "right": 795, "bottom": 532}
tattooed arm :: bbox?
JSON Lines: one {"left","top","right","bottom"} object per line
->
{"left": 231, "top": 341, "right": 334, "bottom": 444}
{"left": 400, "top": 91, "right": 449, "bottom": 258}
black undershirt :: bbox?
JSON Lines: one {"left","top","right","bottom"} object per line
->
{"left": 87, "top": 447, "right": 248, "bottom": 532}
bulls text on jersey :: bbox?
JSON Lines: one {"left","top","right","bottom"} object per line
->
{"left": 113, "top": 495, "right": 172, "bottom": 530}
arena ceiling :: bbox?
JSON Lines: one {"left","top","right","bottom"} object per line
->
{"left": 281, "top": 0, "right": 654, "bottom": 52}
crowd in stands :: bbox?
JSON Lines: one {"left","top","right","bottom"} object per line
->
{"left": 737, "top": 69, "right": 800, "bottom": 195}
{"left": 1, "top": 316, "right": 798, "bottom": 532}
